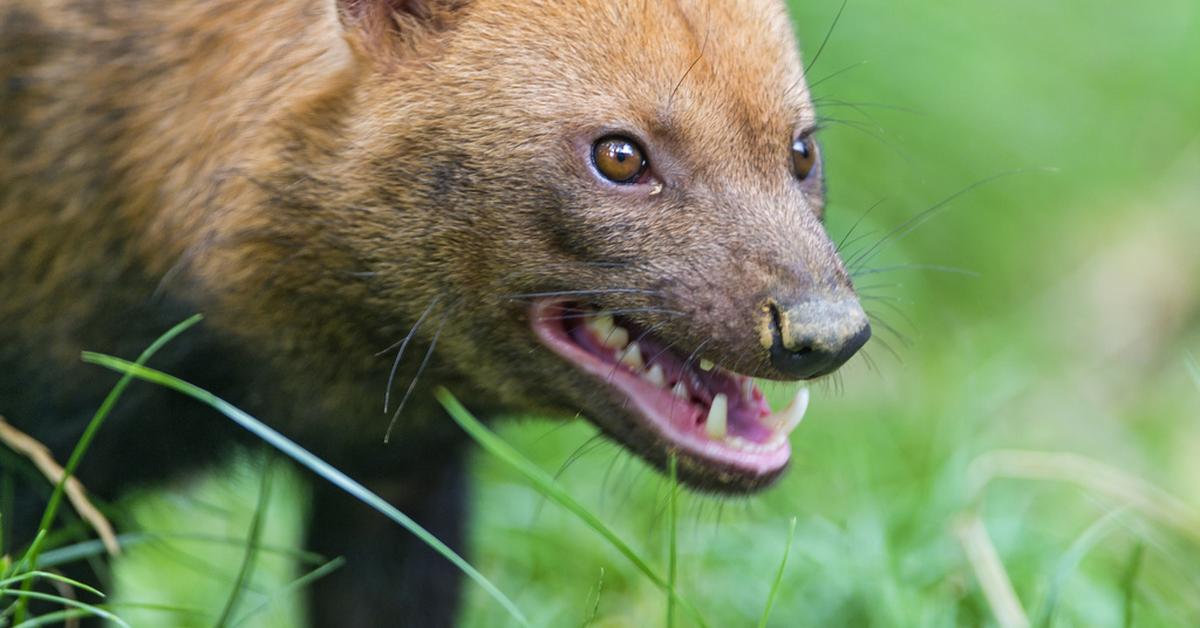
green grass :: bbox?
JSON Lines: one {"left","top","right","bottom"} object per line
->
{"left": 6, "top": 0, "right": 1199, "bottom": 625}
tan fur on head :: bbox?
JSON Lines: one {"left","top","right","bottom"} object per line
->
{"left": 1, "top": 0, "right": 864, "bottom": 491}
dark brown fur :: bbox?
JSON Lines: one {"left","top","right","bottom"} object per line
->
{"left": 0, "top": 0, "right": 863, "bottom": 624}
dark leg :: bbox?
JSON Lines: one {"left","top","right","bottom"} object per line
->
{"left": 305, "top": 450, "right": 470, "bottom": 628}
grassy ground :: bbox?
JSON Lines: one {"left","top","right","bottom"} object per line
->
{"left": 9, "top": 0, "right": 1199, "bottom": 625}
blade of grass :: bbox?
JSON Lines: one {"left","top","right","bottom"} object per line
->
{"left": 0, "top": 589, "right": 129, "bottom": 628}
{"left": 229, "top": 556, "right": 346, "bottom": 628}
{"left": 2, "top": 466, "right": 13, "bottom": 555}
{"left": 81, "top": 353, "right": 531, "bottom": 628}
{"left": 967, "top": 450, "right": 1200, "bottom": 544}
{"left": 757, "top": 517, "right": 798, "bottom": 628}
{"left": 4, "top": 530, "right": 45, "bottom": 580}
{"left": 580, "top": 567, "right": 605, "bottom": 628}
{"left": 1186, "top": 352, "right": 1200, "bottom": 392}
{"left": 954, "top": 512, "right": 1030, "bottom": 628}
{"left": 107, "top": 601, "right": 213, "bottom": 619}
{"left": 435, "top": 387, "right": 709, "bottom": 628}
{"left": 214, "top": 463, "right": 273, "bottom": 627}
{"left": 38, "top": 532, "right": 326, "bottom": 569}
{"left": 1034, "top": 508, "right": 1127, "bottom": 627}
{"left": 11, "top": 607, "right": 90, "bottom": 627}
{"left": 667, "top": 454, "right": 678, "bottom": 628}
{"left": 11, "top": 314, "right": 203, "bottom": 623}
{"left": 0, "top": 570, "right": 103, "bottom": 597}
{"left": 1120, "top": 542, "right": 1144, "bottom": 628}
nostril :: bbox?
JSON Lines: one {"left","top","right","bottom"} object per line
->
{"left": 765, "top": 299, "right": 871, "bottom": 380}
{"left": 767, "top": 300, "right": 786, "bottom": 348}
{"left": 769, "top": 330, "right": 835, "bottom": 380}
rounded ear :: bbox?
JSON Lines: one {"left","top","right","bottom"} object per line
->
{"left": 337, "top": 0, "right": 471, "bottom": 53}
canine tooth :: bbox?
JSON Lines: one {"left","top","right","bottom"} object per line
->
{"left": 588, "top": 313, "right": 615, "bottom": 337}
{"left": 672, "top": 382, "right": 689, "bottom": 399}
{"left": 770, "top": 388, "right": 810, "bottom": 435}
{"left": 705, "top": 393, "right": 728, "bottom": 440}
{"left": 619, "top": 342, "right": 644, "bottom": 370}
{"left": 740, "top": 378, "right": 756, "bottom": 400}
{"left": 699, "top": 359, "right": 715, "bottom": 371}
{"left": 645, "top": 364, "right": 666, "bottom": 387}
{"left": 602, "top": 325, "right": 630, "bottom": 350}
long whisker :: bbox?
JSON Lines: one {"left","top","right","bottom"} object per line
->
{"left": 380, "top": 296, "right": 442, "bottom": 413}
{"left": 553, "top": 434, "right": 611, "bottom": 483}
{"left": 867, "top": 333, "right": 903, "bottom": 363}
{"left": 866, "top": 312, "right": 911, "bottom": 348}
{"left": 836, "top": 198, "right": 887, "bottom": 253}
{"left": 851, "top": 282, "right": 904, "bottom": 293}
{"left": 810, "top": 97, "right": 917, "bottom": 115}
{"left": 549, "top": 308, "right": 687, "bottom": 321}
{"left": 863, "top": 299, "right": 917, "bottom": 333}
{"left": 805, "top": 60, "right": 868, "bottom": 91}
{"left": 669, "top": 5, "right": 711, "bottom": 107}
{"left": 383, "top": 314, "right": 448, "bottom": 443}
{"left": 852, "top": 263, "right": 980, "bottom": 278}
{"left": 504, "top": 288, "right": 664, "bottom": 301}
{"left": 859, "top": 294, "right": 912, "bottom": 305}
{"left": 670, "top": 338, "right": 713, "bottom": 425}
{"left": 847, "top": 170, "right": 1040, "bottom": 274}
{"left": 803, "top": 0, "right": 849, "bottom": 75}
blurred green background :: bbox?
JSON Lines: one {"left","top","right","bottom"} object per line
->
{"left": 108, "top": 0, "right": 1200, "bottom": 625}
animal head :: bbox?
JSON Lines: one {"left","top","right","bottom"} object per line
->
{"left": 206, "top": 0, "right": 870, "bottom": 491}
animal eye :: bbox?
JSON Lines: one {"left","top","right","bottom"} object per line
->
{"left": 792, "top": 135, "right": 818, "bottom": 181}
{"left": 593, "top": 136, "right": 648, "bottom": 184}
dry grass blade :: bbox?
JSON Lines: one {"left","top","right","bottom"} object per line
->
{"left": 954, "top": 513, "right": 1030, "bottom": 628}
{"left": 0, "top": 417, "right": 119, "bottom": 557}
{"left": 958, "top": 448, "right": 1200, "bottom": 628}
{"left": 967, "top": 450, "right": 1200, "bottom": 543}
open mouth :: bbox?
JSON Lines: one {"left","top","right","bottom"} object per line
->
{"left": 530, "top": 298, "right": 808, "bottom": 480}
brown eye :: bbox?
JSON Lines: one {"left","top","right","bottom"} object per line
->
{"left": 593, "top": 136, "right": 648, "bottom": 184}
{"left": 792, "top": 135, "right": 818, "bottom": 181}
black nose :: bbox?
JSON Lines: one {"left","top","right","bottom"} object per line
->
{"left": 767, "top": 299, "right": 871, "bottom": 379}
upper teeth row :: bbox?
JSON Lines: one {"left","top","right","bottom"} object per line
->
{"left": 589, "top": 314, "right": 629, "bottom": 350}
{"left": 584, "top": 313, "right": 808, "bottom": 449}
{"left": 588, "top": 315, "right": 695, "bottom": 401}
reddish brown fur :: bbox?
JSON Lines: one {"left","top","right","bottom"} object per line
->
{"left": 1, "top": 0, "right": 862, "bottom": 623}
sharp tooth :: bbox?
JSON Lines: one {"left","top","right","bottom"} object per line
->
{"left": 705, "top": 393, "right": 728, "bottom": 440}
{"left": 587, "top": 313, "right": 615, "bottom": 337}
{"left": 769, "top": 388, "right": 809, "bottom": 435}
{"left": 672, "top": 381, "right": 689, "bottom": 399}
{"left": 699, "top": 359, "right": 715, "bottom": 371}
{"left": 601, "top": 325, "right": 630, "bottom": 350}
{"left": 645, "top": 364, "right": 666, "bottom": 387}
{"left": 619, "top": 342, "right": 644, "bottom": 370}
{"left": 740, "top": 378, "right": 756, "bottom": 401}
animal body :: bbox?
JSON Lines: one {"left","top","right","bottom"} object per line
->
{"left": 0, "top": 0, "right": 870, "bottom": 625}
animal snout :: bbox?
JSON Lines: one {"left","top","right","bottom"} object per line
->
{"left": 765, "top": 297, "right": 871, "bottom": 379}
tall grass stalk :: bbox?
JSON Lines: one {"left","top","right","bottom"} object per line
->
{"left": 757, "top": 517, "right": 798, "bottom": 628}
{"left": 9, "top": 314, "right": 203, "bottom": 623}
{"left": 214, "top": 463, "right": 274, "bottom": 627}
{"left": 82, "top": 353, "right": 531, "bottom": 628}
{"left": 1034, "top": 509, "right": 1128, "bottom": 627}
{"left": 667, "top": 454, "right": 678, "bottom": 628}
{"left": 435, "top": 387, "right": 710, "bottom": 628}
